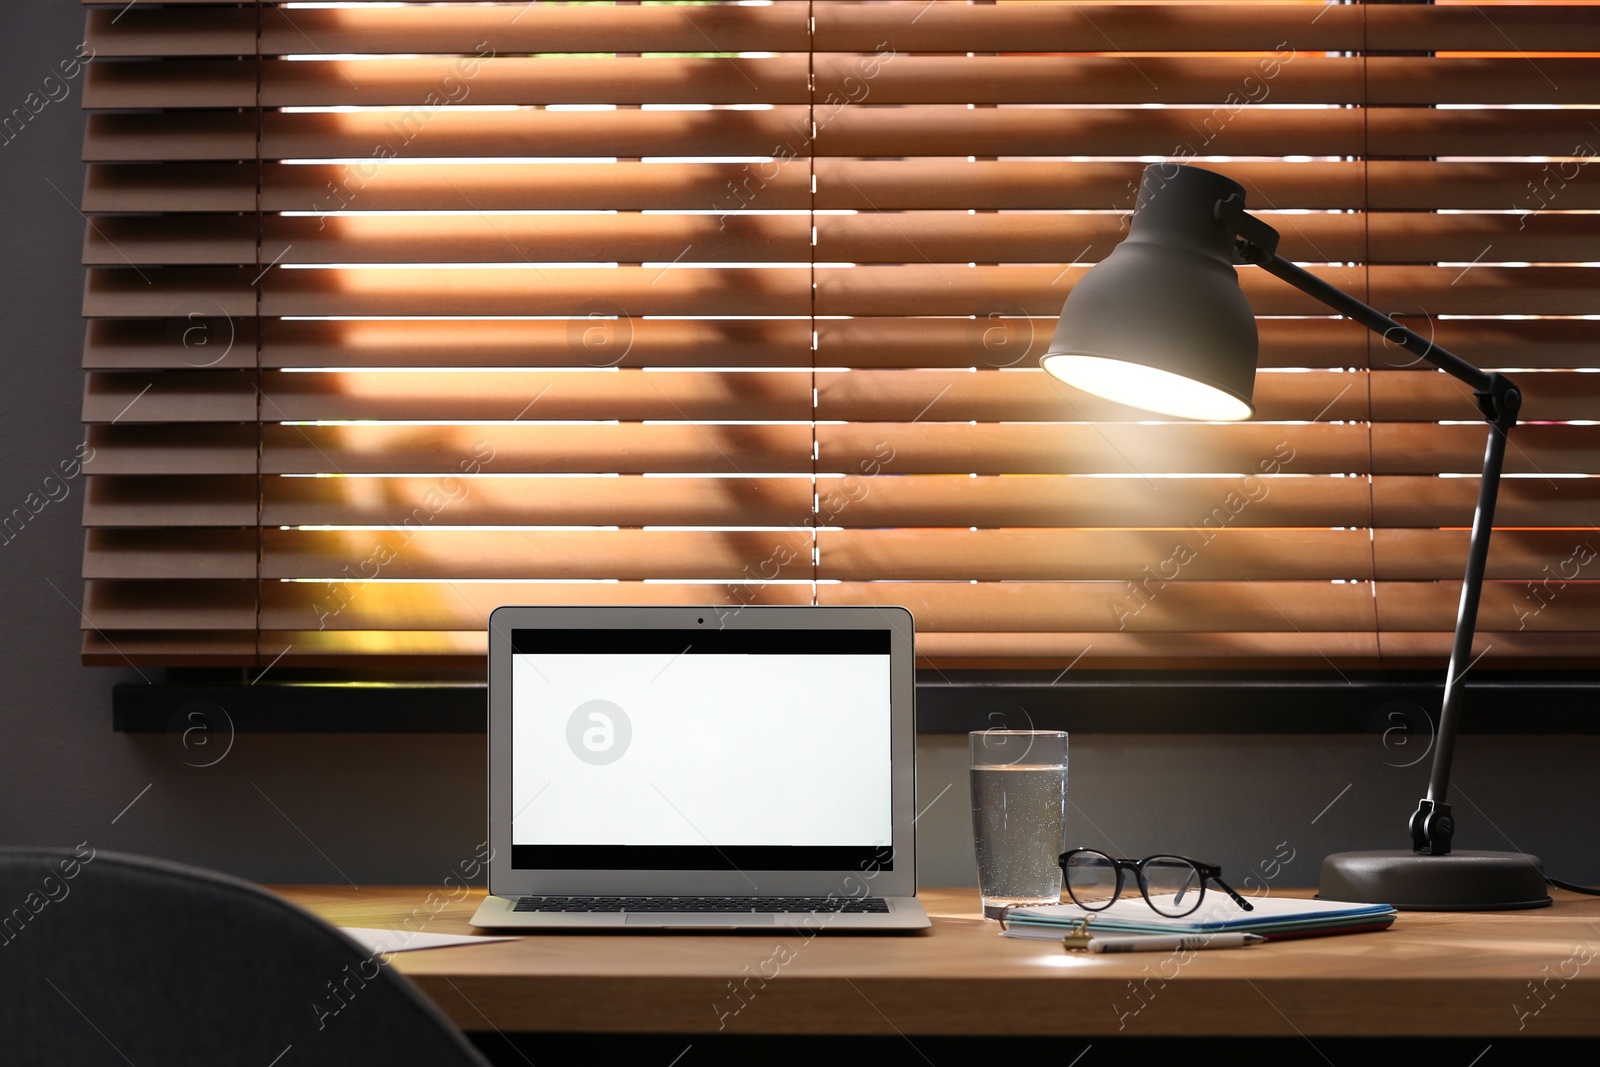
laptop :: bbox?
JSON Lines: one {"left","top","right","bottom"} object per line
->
{"left": 469, "top": 604, "right": 930, "bottom": 931}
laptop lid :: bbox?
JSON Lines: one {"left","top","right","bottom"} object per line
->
{"left": 487, "top": 605, "right": 917, "bottom": 899}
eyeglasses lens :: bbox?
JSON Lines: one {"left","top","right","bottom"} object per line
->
{"left": 1141, "top": 857, "right": 1205, "bottom": 917}
{"left": 1064, "top": 851, "right": 1119, "bottom": 910}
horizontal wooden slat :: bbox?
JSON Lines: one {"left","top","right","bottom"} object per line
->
{"left": 911, "top": 630, "right": 1382, "bottom": 671}
{"left": 87, "top": 213, "right": 811, "bottom": 267}
{"left": 815, "top": 316, "right": 1375, "bottom": 372}
{"left": 826, "top": 474, "right": 1600, "bottom": 531}
{"left": 85, "top": 266, "right": 814, "bottom": 319}
{"left": 85, "top": 529, "right": 256, "bottom": 580}
{"left": 1365, "top": 319, "right": 1600, "bottom": 374}
{"left": 85, "top": 7, "right": 253, "bottom": 56}
{"left": 84, "top": 371, "right": 256, "bottom": 423}
{"left": 849, "top": 356, "right": 1600, "bottom": 420}
{"left": 86, "top": 369, "right": 815, "bottom": 423}
{"left": 275, "top": 370, "right": 811, "bottom": 423}
{"left": 1369, "top": 57, "right": 1600, "bottom": 106}
{"left": 82, "top": 630, "right": 257, "bottom": 668}
{"left": 84, "top": 107, "right": 1600, "bottom": 165}
{"left": 818, "top": 161, "right": 1600, "bottom": 213}
{"left": 89, "top": 4, "right": 1600, "bottom": 60}
{"left": 818, "top": 424, "right": 1358, "bottom": 476}
{"left": 85, "top": 474, "right": 1600, "bottom": 539}
{"left": 1373, "top": 370, "right": 1600, "bottom": 424}
{"left": 821, "top": 212, "right": 1600, "bottom": 270}
{"left": 1369, "top": 109, "right": 1600, "bottom": 158}
{"left": 81, "top": 579, "right": 813, "bottom": 633}
{"left": 83, "top": 57, "right": 808, "bottom": 109}
{"left": 257, "top": 630, "right": 490, "bottom": 668}
{"left": 83, "top": 210, "right": 1600, "bottom": 271}
{"left": 833, "top": 264, "right": 1600, "bottom": 320}
{"left": 816, "top": 369, "right": 1368, "bottom": 424}
{"left": 83, "top": 476, "right": 257, "bottom": 527}
{"left": 88, "top": 3, "right": 1349, "bottom": 59}
{"left": 261, "top": 424, "right": 813, "bottom": 475}
{"left": 85, "top": 579, "right": 258, "bottom": 630}
{"left": 84, "top": 160, "right": 1600, "bottom": 216}
{"left": 818, "top": 107, "right": 1363, "bottom": 160}
{"left": 1377, "top": 630, "right": 1600, "bottom": 665}
{"left": 85, "top": 318, "right": 816, "bottom": 371}
{"left": 820, "top": 529, "right": 1374, "bottom": 582}
{"left": 261, "top": 581, "right": 814, "bottom": 632}
{"left": 817, "top": 581, "right": 1379, "bottom": 633}
{"left": 1372, "top": 424, "right": 1600, "bottom": 476}
{"left": 261, "top": 529, "right": 814, "bottom": 581}
{"left": 1374, "top": 476, "right": 1600, "bottom": 528}
{"left": 1367, "top": 4, "right": 1600, "bottom": 53}
{"left": 83, "top": 53, "right": 1600, "bottom": 110}
{"left": 821, "top": 475, "right": 1374, "bottom": 529}
{"left": 83, "top": 475, "right": 814, "bottom": 528}
{"left": 830, "top": 424, "right": 1600, "bottom": 478}
{"left": 1375, "top": 529, "right": 1600, "bottom": 582}
{"left": 84, "top": 426, "right": 255, "bottom": 474}
{"left": 261, "top": 476, "right": 815, "bottom": 529}
{"left": 86, "top": 109, "right": 817, "bottom": 162}
{"left": 816, "top": 56, "right": 1355, "bottom": 106}
{"left": 83, "top": 267, "right": 255, "bottom": 319}
{"left": 89, "top": 4, "right": 809, "bottom": 57}
{"left": 1379, "top": 581, "right": 1600, "bottom": 633}
{"left": 837, "top": 57, "right": 1600, "bottom": 108}
{"left": 84, "top": 161, "right": 812, "bottom": 213}
{"left": 815, "top": 1, "right": 1361, "bottom": 53}
{"left": 819, "top": 2, "right": 1600, "bottom": 55}
{"left": 85, "top": 316, "right": 1598, "bottom": 375}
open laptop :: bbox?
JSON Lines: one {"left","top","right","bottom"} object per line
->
{"left": 469, "top": 604, "right": 930, "bottom": 931}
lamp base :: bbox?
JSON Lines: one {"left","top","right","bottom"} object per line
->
{"left": 1319, "top": 850, "right": 1551, "bottom": 911}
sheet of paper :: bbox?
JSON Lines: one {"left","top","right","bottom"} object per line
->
{"left": 340, "top": 926, "right": 517, "bottom": 954}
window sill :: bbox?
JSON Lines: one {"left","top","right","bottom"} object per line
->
{"left": 112, "top": 671, "right": 1600, "bottom": 735}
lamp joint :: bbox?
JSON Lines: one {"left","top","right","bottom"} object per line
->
{"left": 1214, "top": 194, "right": 1280, "bottom": 264}
{"left": 1475, "top": 373, "right": 1521, "bottom": 432}
{"left": 1409, "top": 799, "right": 1455, "bottom": 855}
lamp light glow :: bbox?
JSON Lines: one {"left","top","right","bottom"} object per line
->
{"left": 1040, "top": 354, "right": 1253, "bottom": 422}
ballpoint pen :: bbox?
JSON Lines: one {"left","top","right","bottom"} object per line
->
{"left": 1085, "top": 933, "right": 1266, "bottom": 953}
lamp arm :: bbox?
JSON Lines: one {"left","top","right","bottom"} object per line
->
{"left": 1232, "top": 229, "right": 1523, "bottom": 856}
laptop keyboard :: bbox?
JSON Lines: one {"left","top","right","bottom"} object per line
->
{"left": 512, "top": 895, "right": 891, "bottom": 914}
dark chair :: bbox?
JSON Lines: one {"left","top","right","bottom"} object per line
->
{"left": 0, "top": 846, "right": 494, "bottom": 1067}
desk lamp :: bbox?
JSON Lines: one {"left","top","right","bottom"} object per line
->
{"left": 1042, "top": 163, "right": 1549, "bottom": 910}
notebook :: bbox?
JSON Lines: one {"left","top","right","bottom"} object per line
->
{"left": 469, "top": 605, "right": 930, "bottom": 930}
{"left": 1000, "top": 893, "right": 1397, "bottom": 941}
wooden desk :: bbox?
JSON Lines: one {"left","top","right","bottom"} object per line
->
{"left": 277, "top": 886, "right": 1600, "bottom": 1038}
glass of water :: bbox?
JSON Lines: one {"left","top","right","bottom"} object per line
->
{"left": 969, "top": 730, "right": 1068, "bottom": 919}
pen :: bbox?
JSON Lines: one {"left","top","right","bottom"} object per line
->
{"left": 1086, "top": 933, "right": 1266, "bottom": 953}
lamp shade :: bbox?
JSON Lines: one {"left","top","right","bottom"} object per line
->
{"left": 1041, "top": 164, "right": 1259, "bottom": 421}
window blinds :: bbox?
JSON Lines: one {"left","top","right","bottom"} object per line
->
{"left": 79, "top": 1, "right": 1600, "bottom": 671}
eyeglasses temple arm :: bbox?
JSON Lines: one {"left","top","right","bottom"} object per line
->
{"left": 1211, "top": 875, "right": 1255, "bottom": 912}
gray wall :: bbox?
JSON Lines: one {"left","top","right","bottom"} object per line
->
{"left": 4, "top": 2, "right": 1596, "bottom": 892}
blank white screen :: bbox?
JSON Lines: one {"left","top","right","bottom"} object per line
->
{"left": 511, "top": 652, "right": 892, "bottom": 847}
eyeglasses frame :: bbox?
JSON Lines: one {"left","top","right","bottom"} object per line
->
{"left": 1058, "top": 848, "right": 1255, "bottom": 916}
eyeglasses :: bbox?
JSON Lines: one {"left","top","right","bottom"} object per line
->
{"left": 1059, "top": 849, "right": 1254, "bottom": 918}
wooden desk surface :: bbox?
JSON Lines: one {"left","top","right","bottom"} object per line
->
{"left": 276, "top": 886, "right": 1600, "bottom": 1038}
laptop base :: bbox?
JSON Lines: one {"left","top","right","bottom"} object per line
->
{"left": 469, "top": 893, "right": 930, "bottom": 931}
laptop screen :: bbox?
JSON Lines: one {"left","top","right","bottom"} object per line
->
{"left": 508, "top": 627, "right": 894, "bottom": 872}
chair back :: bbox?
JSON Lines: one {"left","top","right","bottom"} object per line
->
{"left": 0, "top": 846, "right": 493, "bottom": 1067}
